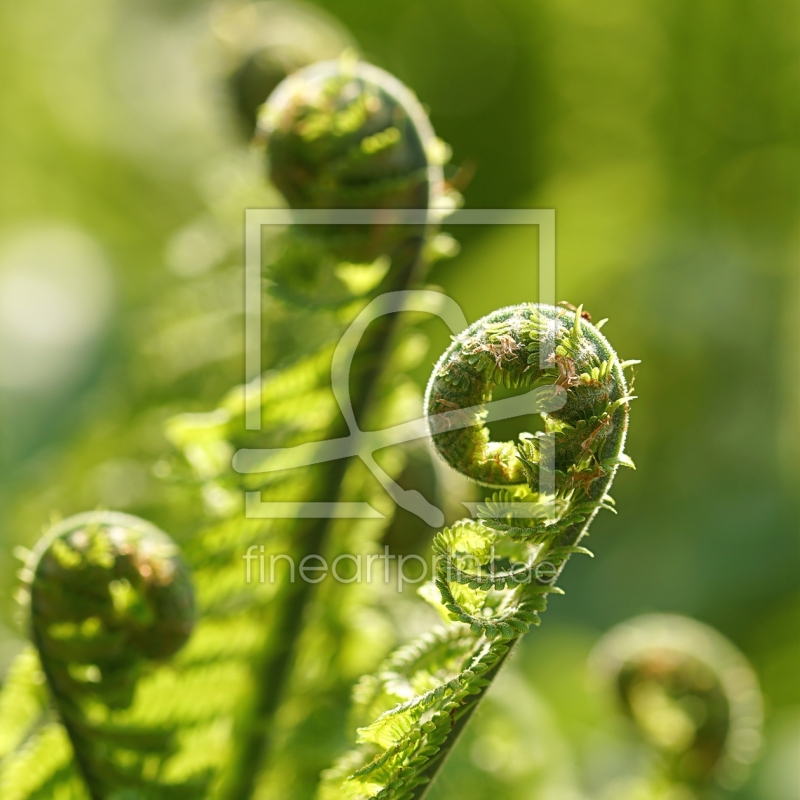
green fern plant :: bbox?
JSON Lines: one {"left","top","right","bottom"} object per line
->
{"left": 2, "top": 511, "right": 197, "bottom": 800}
{"left": 0, "top": 39, "right": 638, "bottom": 800}
{"left": 0, "top": 53, "right": 457, "bottom": 800}
{"left": 320, "top": 303, "right": 637, "bottom": 800}
{"left": 188, "top": 56, "right": 451, "bottom": 800}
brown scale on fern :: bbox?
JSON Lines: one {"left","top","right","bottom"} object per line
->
{"left": 424, "top": 303, "right": 634, "bottom": 493}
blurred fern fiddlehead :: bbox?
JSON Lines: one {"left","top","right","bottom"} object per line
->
{"left": 257, "top": 56, "right": 445, "bottom": 304}
{"left": 321, "top": 304, "right": 637, "bottom": 799}
{"left": 590, "top": 614, "right": 763, "bottom": 799}
{"left": 5, "top": 511, "right": 194, "bottom": 800}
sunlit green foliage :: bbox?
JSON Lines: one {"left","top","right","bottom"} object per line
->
{"left": 0, "top": 0, "right": 798, "bottom": 799}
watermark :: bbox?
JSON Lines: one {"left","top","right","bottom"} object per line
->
{"left": 242, "top": 544, "right": 559, "bottom": 591}
{"left": 239, "top": 208, "right": 556, "bottom": 524}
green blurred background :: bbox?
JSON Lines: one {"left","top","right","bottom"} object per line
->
{"left": 0, "top": 0, "right": 797, "bottom": 797}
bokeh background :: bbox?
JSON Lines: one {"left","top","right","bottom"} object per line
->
{"left": 0, "top": 0, "right": 797, "bottom": 798}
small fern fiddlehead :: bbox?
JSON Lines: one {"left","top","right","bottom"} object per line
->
{"left": 321, "top": 304, "right": 637, "bottom": 800}
{"left": 590, "top": 614, "right": 763, "bottom": 797}
{"left": 257, "top": 56, "right": 448, "bottom": 307}
{"left": 19, "top": 511, "right": 195, "bottom": 799}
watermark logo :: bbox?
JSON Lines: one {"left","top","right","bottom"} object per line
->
{"left": 242, "top": 545, "right": 559, "bottom": 591}
{"left": 238, "top": 209, "right": 556, "bottom": 524}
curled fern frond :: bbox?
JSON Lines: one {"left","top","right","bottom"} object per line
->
{"left": 17, "top": 511, "right": 196, "bottom": 798}
{"left": 160, "top": 59, "right": 454, "bottom": 799}
{"left": 425, "top": 303, "right": 632, "bottom": 492}
{"left": 259, "top": 57, "right": 444, "bottom": 218}
{"left": 25, "top": 512, "right": 194, "bottom": 669}
{"left": 589, "top": 614, "right": 763, "bottom": 793}
{"left": 323, "top": 304, "right": 637, "bottom": 800}
{"left": 421, "top": 304, "right": 630, "bottom": 639}
{"left": 257, "top": 56, "right": 451, "bottom": 306}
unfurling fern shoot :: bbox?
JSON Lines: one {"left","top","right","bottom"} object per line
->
{"left": 590, "top": 614, "right": 763, "bottom": 797}
{"left": 256, "top": 57, "right": 447, "bottom": 307}
{"left": 321, "top": 303, "right": 637, "bottom": 800}
{"left": 19, "top": 511, "right": 194, "bottom": 799}
{"left": 212, "top": 56, "right": 453, "bottom": 799}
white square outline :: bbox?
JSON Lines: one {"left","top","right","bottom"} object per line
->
{"left": 246, "top": 207, "right": 555, "bottom": 429}
{"left": 242, "top": 208, "right": 556, "bottom": 520}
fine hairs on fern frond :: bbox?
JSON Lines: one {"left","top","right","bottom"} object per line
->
{"left": 2, "top": 511, "right": 195, "bottom": 800}
{"left": 589, "top": 614, "right": 763, "bottom": 797}
{"left": 321, "top": 303, "right": 637, "bottom": 800}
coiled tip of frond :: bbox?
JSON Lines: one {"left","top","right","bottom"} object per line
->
{"left": 25, "top": 511, "right": 195, "bottom": 670}
{"left": 424, "top": 302, "right": 632, "bottom": 497}
{"left": 589, "top": 614, "right": 763, "bottom": 790}
{"left": 258, "top": 58, "right": 445, "bottom": 220}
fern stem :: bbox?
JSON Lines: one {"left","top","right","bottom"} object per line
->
{"left": 411, "top": 639, "right": 519, "bottom": 800}
{"left": 31, "top": 635, "right": 103, "bottom": 800}
{"left": 226, "top": 239, "right": 430, "bottom": 800}
{"left": 410, "top": 493, "right": 610, "bottom": 799}
{"left": 409, "top": 499, "right": 608, "bottom": 798}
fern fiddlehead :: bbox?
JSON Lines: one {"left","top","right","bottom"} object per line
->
{"left": 425, "top": 303, "right": 634, "bottom": 638}
{"left": 261, "top": 58, "right": 439, "bottom": 216}
{"left": 321, "top": 303, "right": 636, "bottom": 800}
{"left": 6, "top": 511, "right": 195, "bottom": 800}
{"left": 590, "top": 614, "right": 763, "bottom": 798}
{"left": 257, "top": 55, "right": 447, "bottom": 308}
